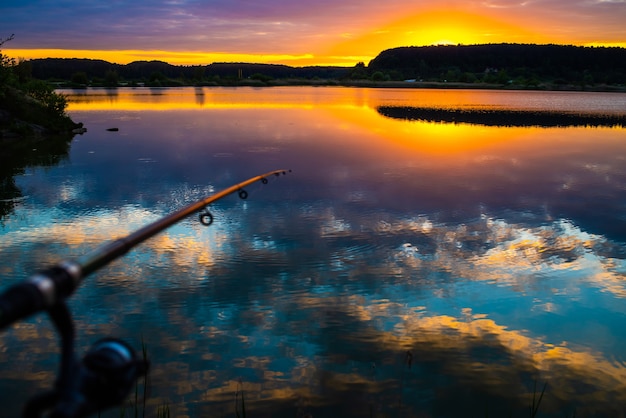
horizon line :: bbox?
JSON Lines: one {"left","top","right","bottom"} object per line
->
{"left": 4, "top": 42, "right": 626, "bottom": 68}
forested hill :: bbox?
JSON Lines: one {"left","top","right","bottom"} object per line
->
{"left": 25, "top": 44, "right": 626, "bottom": 88}
{"left": 368, "top": 44, "right": 626, "bottom": 85}
{"left": 29, "top": 58, "right": 350, "bottom": 84}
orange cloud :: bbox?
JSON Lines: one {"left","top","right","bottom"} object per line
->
{"left": 327, "top": 9, "right": 546, "bottom": 61}
{"left": 5, "top": 4, "right": 625, "bottom": 67}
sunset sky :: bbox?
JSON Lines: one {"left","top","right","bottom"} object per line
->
{"left": 2, "top": 0, "right": 625, "bottom": 67}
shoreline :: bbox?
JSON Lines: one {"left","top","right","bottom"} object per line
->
{"left": 56, "top": 79, "right": 626, "bottom": 94}
{"left": 347, "top": 80, "right": 626, "bottom": 93}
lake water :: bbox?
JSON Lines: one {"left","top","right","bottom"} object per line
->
{"left": 1, "top": 86, "right": 626, "bottom": 417}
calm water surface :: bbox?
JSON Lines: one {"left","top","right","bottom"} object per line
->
{"left": 1, "top": 87, "right": 626, "bottom": 417}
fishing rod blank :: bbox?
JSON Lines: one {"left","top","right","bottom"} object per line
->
{"left": 0, "top": 169, "right": 290, "bottom": 330}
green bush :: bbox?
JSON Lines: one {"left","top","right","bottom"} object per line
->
{"left": 1, "top": 35, "right": 77, "bottom": 137}
{"left": 1, "top": 35, "right": 69, "bottom": 120}
{"left": 250, "top": 73, "right": 273, "bottom": 82}
{"left": 71, "top": 72, "right": 89, "bottom": 86}
{"left": 22, "top": 79, "right": 68, "bottom": 116}
{"left": 371, "top": 71, "right": 387, "bottom": 81}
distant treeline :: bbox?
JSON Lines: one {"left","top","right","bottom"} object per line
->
{"left": 27, "top": 59, "right": 351, "bottom": 86}
{"left": 21, "top": 43, "right": 626, "bottom": 89}
{"left": 368, "top": 44, "right": 626, "bottom": 87}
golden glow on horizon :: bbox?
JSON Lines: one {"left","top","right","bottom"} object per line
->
{"left": 327, "top": 9, "right": 548, "bottom": 59}
{"left": 9, "top": 39, "right": 623, "bottom": 68}
{"left": 3, "top": 9, "right": 626, "bottom": 67}
{"left": 3, "top": 48, "right": 365, "bottom": 67}
{"left": 5, "top": 6, "right": 624, "bottom": 67}
{"left": 584, "top": 41, "right": 626, "bottom": 48}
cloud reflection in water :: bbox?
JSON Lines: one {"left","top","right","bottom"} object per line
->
{"left": 1, "top": 87, "right": 626, "bottom": 417}
{"left": 2, "top": 201, "right": 626, "bottom": 416}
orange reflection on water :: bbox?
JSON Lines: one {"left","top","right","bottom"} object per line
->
{"left": 63, "top": 87, "right": 340, "bottom": 112}
{"left": 63, "top": 87, "right": 622, "bottom": 158}
{"left": 324, "top": 104, "right": 533, "bottom": 156}
{"left": 65, "top": 92, "right": 312, "bottom": 112}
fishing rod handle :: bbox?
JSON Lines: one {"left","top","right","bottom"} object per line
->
{"left": 0, "top": 261, "right": 81, "bottom": 330}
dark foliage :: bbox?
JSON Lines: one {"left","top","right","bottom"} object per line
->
{"left": 377, "top": 106, "right": 626, "bottom": 128}
{"left": 27, "top": 44, "right": 626, "bottom": 88}
{"left": 31, "top": 58, "right": 114, "bottom": 79}
{"left": 368, "top": 43, "right": 626, "bottom": 84}
{"left": 30, "top": 59, "right": 352, "bottom": 84}
{"left": 1, "top": 35, "right": 78, "bottom": 137}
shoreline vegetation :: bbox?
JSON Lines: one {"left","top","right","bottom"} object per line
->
{"left": 38, "top": 71, "right": 626, "bottom": 94}
{"left": 377, "top": 106, "right": 626, "bottom": 128}
{"left": 23, "top": 43, "right": 626, "bottom": 93}
{"left": 1, "top": 35, "right": 82, "bottom": 139}
{"left": 64, "top": 78, "right": 626, "bottom": 93}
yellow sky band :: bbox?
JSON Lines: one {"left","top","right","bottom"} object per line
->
{"left": 3, "top": 48, "right": 370, "bottom": 67}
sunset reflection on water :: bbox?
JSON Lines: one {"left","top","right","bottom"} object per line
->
{"left": 1, "top": 87, "right": 625, "bottom": 417}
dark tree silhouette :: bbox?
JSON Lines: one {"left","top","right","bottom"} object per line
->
{"left": 368, "top": 44, "right": 626, "bottom": 84}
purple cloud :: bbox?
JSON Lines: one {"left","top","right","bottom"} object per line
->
{"left": 1, "top": 0, "right": 624, "bottom": 55}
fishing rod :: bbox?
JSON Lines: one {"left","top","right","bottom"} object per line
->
{"left": 0, "top": 168, "right": 290, "bottom": 418}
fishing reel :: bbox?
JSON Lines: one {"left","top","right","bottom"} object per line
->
{"left": 72, "top": 338, "right": 149, "bottom": 414}
{"left": 22, "top": 301, "right": 149, "bottom": 418}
